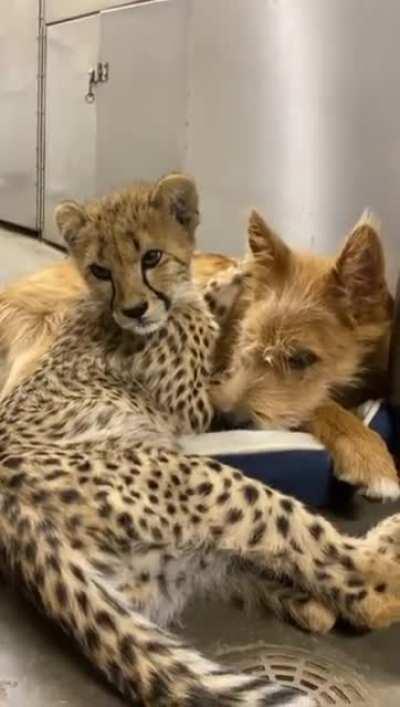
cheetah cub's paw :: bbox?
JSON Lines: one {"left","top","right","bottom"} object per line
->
{"left": 287, "top": 597, "right": 337, "bottom": 634}
{"left": 365, "top": 512, "right": 400, "bottom": 554}
{"left": 203, "top": 266, "right": 245, "bottom": 326}
{"left": 348, "top": 514, "right": 400, "bottom": 629}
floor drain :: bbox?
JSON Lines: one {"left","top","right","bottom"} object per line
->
{"left": 214, "top": 643, "right": 374, "bottom": 705}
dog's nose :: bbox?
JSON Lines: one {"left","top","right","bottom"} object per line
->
{"left": 122, "top": 302, "right": 148, "bottom": 320}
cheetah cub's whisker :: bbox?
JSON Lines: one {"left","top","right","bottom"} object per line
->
{"left": 0, "top": 174, "right": 400, "bottom": 706}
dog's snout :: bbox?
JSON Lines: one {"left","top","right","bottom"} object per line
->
{"left": 122, "top": 302, "right": 148, "bottom": 320}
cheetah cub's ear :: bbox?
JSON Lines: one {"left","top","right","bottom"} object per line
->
{"left": 55, "top": 200, "right": 87, "bottom": 247}
{"left": 152, "top": 173, "right": 199, "bottom": 240}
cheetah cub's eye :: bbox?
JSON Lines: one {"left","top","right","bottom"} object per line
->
{"left": 142, "top": 250, "right": 163, "bottom": 268}
{"left": 288, "top": 349, "right": 319, "bottom": 370}
{"left": 89, "top": 264, "right": 112, "bottom": 281}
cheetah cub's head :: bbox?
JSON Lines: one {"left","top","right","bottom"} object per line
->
{"left": 55, "top": 173, "right": 199, "bottom": 335}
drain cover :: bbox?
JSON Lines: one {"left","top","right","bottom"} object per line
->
{"left": 214, "top": 643, "right": 374, "bottom": 705}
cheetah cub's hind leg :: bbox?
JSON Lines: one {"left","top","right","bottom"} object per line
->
{"left": 0, "top": 492, "right": 317, "bottom": 707}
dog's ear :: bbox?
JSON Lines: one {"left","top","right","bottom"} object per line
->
{"left": 248, "top": 210, "right": 291, "bottom": 276}
{"left": 327, "top": 211, "right": 389, "bottom": 319}
{"left": 55, "top": 200, "right": 87, "bottom": 247}
{"left": 152, "top": 173, "right": 199, "bottom": 239}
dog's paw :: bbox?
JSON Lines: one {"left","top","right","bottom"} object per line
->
{"left": 359, "top": 476, "right": 400, "bottom": 502}
{"left": 331, "top": 429, "right": 399, "bottom": 502}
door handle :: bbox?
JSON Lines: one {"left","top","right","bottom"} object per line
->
{"left": 85, "top": 62, "right": 110, "bottom": 103}
{"left": 85, "top": 68, "right": 96, "bottom": 103}
{"left": 98, "top": 61, "right": 109, "bottom": 82}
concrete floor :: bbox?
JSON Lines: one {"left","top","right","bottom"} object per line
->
{"left": 0, "top": 228, "right": 64, "bottom": 286}
{"left": 0, "top": 228, "right": 399, "bottom": 705}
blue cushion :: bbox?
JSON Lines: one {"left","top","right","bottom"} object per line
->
{"left": 180, "top": 401, "right": 397, "bottom": 507}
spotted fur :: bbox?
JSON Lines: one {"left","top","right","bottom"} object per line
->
{"left": 1, "top": 177, "right": 400, "bottom": 706}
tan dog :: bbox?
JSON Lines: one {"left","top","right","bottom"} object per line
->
{"left": 0, "top": 207, "right": 397, "bottom": 500}
{"left": 207, "top": 210, "right": 398, "bottom": 500}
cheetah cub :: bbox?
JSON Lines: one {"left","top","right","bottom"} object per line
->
{"left": 1, "top": 174, "right": 400, "bottom": 707}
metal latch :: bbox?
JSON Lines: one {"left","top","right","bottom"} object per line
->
{"left": 85, "top": 61, "right": 109, "bottom": 103}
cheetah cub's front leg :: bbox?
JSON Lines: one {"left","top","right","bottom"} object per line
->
{"left": 168, "top": 453, "right": 400, "bottom": 631}
{"left": 202, "top": 265, "right": 245, "bottom": 327}
{"left": 201, "top": 265, "right": 252, "bottom": 414}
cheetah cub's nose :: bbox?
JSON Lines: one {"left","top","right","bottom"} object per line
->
{"left": 122, "top": 302, "right": 149, "bottom": 320}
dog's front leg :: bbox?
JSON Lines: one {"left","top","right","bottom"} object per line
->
{"left": 306, "top": 400, "right": 399, "bottom": 501}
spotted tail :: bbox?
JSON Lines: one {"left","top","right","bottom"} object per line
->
{"left": 0, "top": 491, "right": 314, "bottom": 706}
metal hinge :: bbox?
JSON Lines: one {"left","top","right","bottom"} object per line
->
{"left": 85, "top": 61, "right": 109, "bottom": 103}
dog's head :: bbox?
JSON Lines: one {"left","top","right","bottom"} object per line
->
{"left": 213, "top": 210, "right": 392, "bottom": 429}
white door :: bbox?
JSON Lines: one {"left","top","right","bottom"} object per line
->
{"left": 44, "top": 14, "right": 99, "bottom": 245}
{"left": 96, "top": 0, "right": 188, "bottom": 194}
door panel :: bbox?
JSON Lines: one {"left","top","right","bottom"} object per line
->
{"left": 96, "top": 0, "right": 187, "bottom": 194}
{"left": 44, "top": 14, "right": 99, "bottom": 245}
{"left": 0, "top": 0, "right": 39, "bottom": 229}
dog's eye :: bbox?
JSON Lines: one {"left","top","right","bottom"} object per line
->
{"left": 142, "top": 249, "right": 162, "bottom": 268}
{"left": 89, "top": 263, "right": 112, "bottom": 281}
{"left": 288, "top": 349, "right": 319, "bottom": 370}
